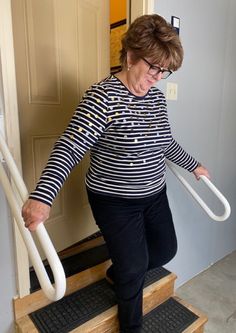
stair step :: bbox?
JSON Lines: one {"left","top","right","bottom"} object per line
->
{"left": 142, "top": 296, "right": 207, "bottom": 333}
{"left": 16, "top": 267, "right": 176, "bottom": 333}
{"left": 15, "top": 296, "right": 207, "bottom": 333}
{"left": 14, "top": 260, "right": 112, "bottom": 321}
{"left": 58, "top": 232, "right": 104, "bottom": 260}
{"left": 30, "top": 242, "right": 109, "bottom": 293}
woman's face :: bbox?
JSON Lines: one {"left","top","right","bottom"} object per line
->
{"left": 127, "top": 52, "right": 164, "bottom": 96}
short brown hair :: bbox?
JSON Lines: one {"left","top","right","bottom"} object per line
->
{"left": 120, "top": 14, "right": 183, "bottom": 71}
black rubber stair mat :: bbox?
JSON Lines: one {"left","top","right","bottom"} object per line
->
{"left": 142, "top": 297, "right": 199, "bottom": 332}
{"left": 143, "top": 266, "right": 170, "bottom": 288}
{"left": 30, "top": 243, "right": 110, "bottom": 293}
{"left": 30, "top": 267, "right": 170, "bottom": 333}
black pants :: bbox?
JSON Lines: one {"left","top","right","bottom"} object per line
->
{"left": 87, "top": 186, "right": 177, "bottom": 333}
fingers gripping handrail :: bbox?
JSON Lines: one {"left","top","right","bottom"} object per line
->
{"left": 0, "top": 133, "right": 66, "bottom": 301}
{"left": 166, "top": 161, "right": 231, "bottom": 222}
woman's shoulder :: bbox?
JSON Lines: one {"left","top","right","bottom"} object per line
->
{"left": 89, "top": 75, "right": 126, "bottom": 102}
{"left": 82, "top": 76, "right": 112, "bottom": 101}
{"left": 90, "top": 75, "right": 114, "bottom": 88}
{"left": 150, "top": 86, "right": 167, "bottom": 103}
{"left": 86, "top": 75, "right": 116, "bottom": 95}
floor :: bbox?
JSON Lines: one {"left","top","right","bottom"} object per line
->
{"left": 176, "top": 250, "right": 236, "bottom": 333}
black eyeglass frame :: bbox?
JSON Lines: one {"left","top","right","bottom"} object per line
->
{"left": 141, "top": 57, "right": 173, "bottom": 79}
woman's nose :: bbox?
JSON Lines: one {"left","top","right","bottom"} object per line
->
{"left": 153, "top": 71, "right": 163, "bottom": 81}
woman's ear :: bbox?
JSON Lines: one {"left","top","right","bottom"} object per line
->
{"left": 126, "top": 50, "right": 133, "bottom": 68}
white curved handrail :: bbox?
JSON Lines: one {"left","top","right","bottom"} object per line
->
{"left": 0, "top": 132, "right": 66, "bottom": 301}
{"left": 166, "top": 161, "right": 231, "bottom": 222}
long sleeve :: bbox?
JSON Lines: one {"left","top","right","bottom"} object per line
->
{"left": 164, "top": 138, "right": 198, "bottom": 172}
{"left": 29, "top": 84, "right": 108, "bottom": 206}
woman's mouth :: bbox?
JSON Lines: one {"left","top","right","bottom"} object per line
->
{"left": 147, "top": 79, "right": 155, "bottom": 85}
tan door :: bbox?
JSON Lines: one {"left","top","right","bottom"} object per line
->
{"left": 11, "top": 0, "right": 110, "bottom": 256}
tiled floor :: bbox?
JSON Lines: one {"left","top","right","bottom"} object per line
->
{"left": 176, "top": 251, "right": 236, "bottom": 333}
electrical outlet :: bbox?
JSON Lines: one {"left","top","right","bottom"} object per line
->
{"left": 166, "top": 82, "right": 178, "bottom": 100}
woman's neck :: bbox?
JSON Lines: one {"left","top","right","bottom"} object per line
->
{"left": 115, "top": 70, "right": 148, "bottom": 97}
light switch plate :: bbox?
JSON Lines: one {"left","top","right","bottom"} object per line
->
{"left": 166, "top": 82, "right": 178, "bottom": 100}
{"left": 171, "top": 16, "right": 180, "bottom": 35}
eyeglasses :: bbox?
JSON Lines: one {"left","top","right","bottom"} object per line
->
{"left": 141, "top": 57, "right": 173, "bottom": 79}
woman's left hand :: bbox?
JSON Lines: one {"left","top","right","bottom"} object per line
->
{"left": 193, "top": 164, "right": 210, "bottom": 180}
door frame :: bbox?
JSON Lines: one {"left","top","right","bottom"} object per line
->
{"left": 1, "top": 0, "right": 155, "bottom": 299}
{"left": 0, "top": 0, "right": 30, "bottom": 297}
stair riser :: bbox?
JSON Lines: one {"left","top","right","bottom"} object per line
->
{"left": 143, "top": 277, "right": 174, "bottom": 315}
{"left": 15, "top": 315, "right": 37, "bottom": 333}
{"left": 183, "top": 323, "right": 205, "bottom": 333}
{"left": 194, "top": 327, "right": 204, "bottom": 333}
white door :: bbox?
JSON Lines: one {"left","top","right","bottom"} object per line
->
{"left": 11, "top": 0, "right": 110, "bottom": 256}
{"left": 7, "top": 0, "right": 154, "bottom": 297}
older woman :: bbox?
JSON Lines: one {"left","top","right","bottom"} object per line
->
{"left": 22, "top": 14, "right": 209, "bottom": 333}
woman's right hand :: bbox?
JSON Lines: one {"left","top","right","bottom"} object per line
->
{"left": 22, "top": 199, "right": 51, "bottom": 232}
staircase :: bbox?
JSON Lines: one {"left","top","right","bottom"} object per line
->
{"left": 14, "top": 234, "right": 208, "bottom": 333}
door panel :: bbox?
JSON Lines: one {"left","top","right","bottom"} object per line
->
{"left": 25, "top": 0, "right": 61, "bottom": 105}
{"left": 11, "top": 0, "right": 110, "bottom": 257}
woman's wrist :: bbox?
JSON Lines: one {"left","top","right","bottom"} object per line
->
{"left": 196, "top": 162, "right": 202, "bottom": 169}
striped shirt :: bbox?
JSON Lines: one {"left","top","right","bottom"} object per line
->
{"left": 29, "top": 75, "right": 198, "bottom": 206}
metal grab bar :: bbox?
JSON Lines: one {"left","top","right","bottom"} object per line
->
{"left": 166, "top": 161, "right": 231, "bottom": 222}
{"left": 0, "top": 132, "right": 66, "bottom": 301}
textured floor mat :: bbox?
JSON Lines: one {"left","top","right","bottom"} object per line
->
{"left": 30, "top": 243, "right": 110, "bottom": 292}
{"left": 142, "top": 297, "right": 199, "bottom": 333}
{"left": 144, "top": 266, "right": 170, "bottom": 288}
{"left": 30, "top": 267, "right": 170, "bottom": 333}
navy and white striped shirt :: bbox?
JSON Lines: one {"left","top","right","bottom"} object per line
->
{"left": 29, "top": 75, "right": 198, "bottom": 206}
